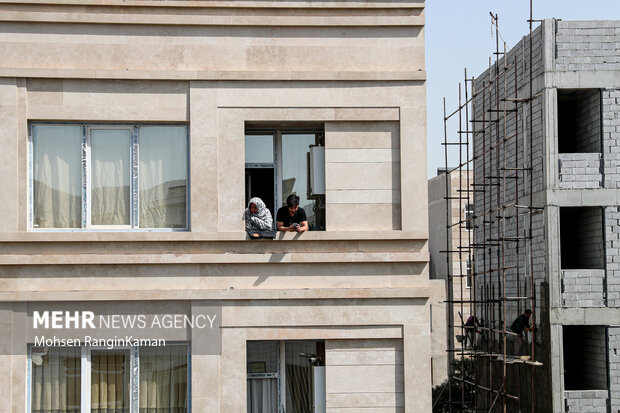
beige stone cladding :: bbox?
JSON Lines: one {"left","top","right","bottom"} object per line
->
{"left": 0, "top": 1, "right": 429, "bottom": 412}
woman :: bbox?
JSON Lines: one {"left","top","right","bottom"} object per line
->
{"left": 244, "top": 197, "right": 273, "bottom": 231}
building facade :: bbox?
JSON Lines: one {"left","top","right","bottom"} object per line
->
{"left": 469, "top": 19, "right": 620, "bottom": 413}
{"left": 428, "top": 170, "right": 473, "bottom": 374}
{"left": 0, "top": 1, "right": 437, "bottom": 412}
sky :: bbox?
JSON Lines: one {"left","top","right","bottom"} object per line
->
{"left": 426, "top": 0, "right": 620, "bottom": 178}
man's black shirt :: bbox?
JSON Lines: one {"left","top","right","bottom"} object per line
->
{"left": 510, "top": 314, "right": 531, "bottom": 334}
{"left": 276, "top": 206, "right": 307, "bottom": 227}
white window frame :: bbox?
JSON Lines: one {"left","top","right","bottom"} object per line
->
{"left": 464, "top": 203, "right": 474, "bottom": 231}
{"left": 27, "top": 343, "right": 190, "bottom": 413}
{"left": 28, "top": 123, "right": 190, "bottom": 232}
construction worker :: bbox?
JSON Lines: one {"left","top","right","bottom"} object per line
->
{"left": 510, "top": 309, "right": 533, "bottom": 356}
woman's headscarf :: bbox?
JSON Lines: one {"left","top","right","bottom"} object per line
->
{"left": 244, "top": 197, "right": 273, "bottom": 230}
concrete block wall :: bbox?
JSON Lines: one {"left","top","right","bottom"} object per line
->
{"left": 472, "top": 23, "right": 546, "bottom": 206}
{"left": 606, "top": 207, "right": 620, "bottom": 307}
{"left": 558, "top": 153, "right": 603, "bottom": 189}
{"left": 574, "top": 89, "right": 602, "bottom": 153}
{"left": 603, "top": 89, "right": 620, "bottom": 189}
{"left": 564, "top": 390, "right": 608, "bottom": 413}
{"left": 609, "top": 327, "right": 620, "bottom": 412}
{"left": 472, "top": 73, "right": 546, "bottom": 336}
{"left": 473, "top": 210, "right": 546, "bottom": 348}
{"left": 555, "top": 21, "right": 620, "bottom": 72}
{"left": 562, "top": 270, "right": 605, "bottom": 307}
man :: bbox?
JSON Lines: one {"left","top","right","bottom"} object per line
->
{"left": 276, "top": 194, "right": 309, "bottom": 233}
{"left": 510, "top": 309, "right": 533, "bottom": 356}
{"left": 464, "top": 315, "right": 480, "bottom": 349}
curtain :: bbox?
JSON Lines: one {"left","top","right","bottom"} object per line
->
{"left": 91, "top": 351, "right": 129, "bottom": 413}
{"left": 138, "top": 126, "right": 187, "bottom": 229}
{"left": 90, "top": 129, "right": 131, "bottom": 225}
{"left": 247, "top": 378, "right": 278, "bottom": 413}
{"left": 32, "top": 125, "right": 82, "bottom": 228}
{"left": 139, "top": 345, "right": 188, "bottom": 413}
{"left": 285, "top": 341, "right": 314, "bottom": 413}
{"left": 31, "top": 347, "right": 81, "bottom": 413}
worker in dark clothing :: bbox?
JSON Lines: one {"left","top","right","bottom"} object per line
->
{"left": 510, "top": 309, "right": 533, "bottom": 356}
{"left": 464, "top": 315, "right": 480, "bottom": 349}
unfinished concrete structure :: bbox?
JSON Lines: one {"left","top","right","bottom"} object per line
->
{"left": 428, "top": 169, "right": 473, "bottom": 371}
{"left": 440, "top": 18, "right": 620, "bottom": 413}
{"left": 0, "top": 1, "right": 440, "bottom": 412}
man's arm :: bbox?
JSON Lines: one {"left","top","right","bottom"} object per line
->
{"left": 297, "top": 220, "right": 309, "bottom": 232}
{"left": 277, "top": 221, "right": 290, "bottom": 232}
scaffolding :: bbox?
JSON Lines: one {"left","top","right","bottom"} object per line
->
{"left": 435, "top": 3, "right": 544, "bottom": 412}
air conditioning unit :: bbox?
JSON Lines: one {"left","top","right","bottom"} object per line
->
{"left": 309, "top": 146, "right": 325, "bottom": 196}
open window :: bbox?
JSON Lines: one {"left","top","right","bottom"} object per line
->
{"left": 245, "top": 127, "right": 326, "bottom": 230}
{"left": 247, "top": 340, "right": 325, "bottom": 413}
{"left": 560, "top": 207, "right": 605, "bottom": 269}
{"left": 557, "top": 89, "right": 602, "bottom": 153}
{"left": 563, "top": 326, "right": 608, "bottom": 391}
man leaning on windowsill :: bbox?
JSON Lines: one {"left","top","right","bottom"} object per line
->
{"left": 276, "top": 194, "right": 309, "bottom": 233}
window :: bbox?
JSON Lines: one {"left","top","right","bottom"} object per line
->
{"left": 464, "top": 203, "right": 474, "bottom": 231}
{"left": 29, "top": 344, "right": 189, "bottom": 413}
{"left": 247, "top": 340, "right": 325, "bottom": 413}
{"left": 557, "top": 89, "right": 602, "bottom": 153}
{"left": 563, "top": 326, "right": 608, "bottom": 390}
{"left": 30, "top": 124, "right": 188, "bottom": 230}
{"left": 560, "top": 207, "right": 605, "bottom": 269}
{"left": 465, "top": 259, "right": 472, "bottom": 288}
{"left": 244, "top": 129, "right": 326, "bottom": 230}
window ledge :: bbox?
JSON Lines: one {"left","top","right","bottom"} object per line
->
{"left": 0, "top": 286, "right": 434, "bottom": 302}
{"left": 2, "top": 230, "right": 427, "bottom": 242}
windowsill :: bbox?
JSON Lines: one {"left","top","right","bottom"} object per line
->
{"left": 2, "top": 230, "right": 426, "bottom": 242}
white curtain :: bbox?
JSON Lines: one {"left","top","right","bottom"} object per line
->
{"left": 139, "top": 345, "right": 188, "bottom": 413}
{"left": 247, "top": 378, "right": 278, "bottom": 413}
{"left": 31, "top": 347, "right": 81, "bottom": 413}
{"left": 90, "top": 351, "right": 130, "bottom": 413}
{"left": 32, "top": 125, "right": 82, "bottom": 228}
{"left": 90, "top": 129, "right": 131, "bottom": 225}
{"left": 138, "top": 126, "right": 187, "bottom": 229}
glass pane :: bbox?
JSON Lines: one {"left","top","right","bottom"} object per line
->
{"left": 31, "top": 347, "right": 81, "bottom": 413}
{"left": 32, "top": 125, "right": 82, "bottom": 228}
{"left": 91, "top": 350, "right": 130, "bottom": 413}
{"left": 138, "top": 126, "right": 188, "bottom": 229}
{"left": 247, "top": 341, "right": 278, "bottom": 374}
{"left": 90, "top": 129, "right": 131, "bottom": 225}
{"left": 282, "top": 134, "right": 315, "bottom": 227}
{"left": 285, "top": 341, "right": 315, "bottom": 413}
{"left": 245, "top": 134, "right": 274, "bottom": 164}
{"left": 139, "top": 345, "right": 188, "bottom": 412}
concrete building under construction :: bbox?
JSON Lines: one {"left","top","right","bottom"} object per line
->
{"left": 439, "top": 18, "right": 620, "bottom": 413}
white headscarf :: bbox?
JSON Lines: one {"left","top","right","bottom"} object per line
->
{"left": 244, "top": 197, "right": 273, "bottom": 230}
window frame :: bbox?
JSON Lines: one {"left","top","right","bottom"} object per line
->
{"left": 27, "top": 343, "right": 191, "bottom": 413}
{"left": 28, "top": 122, "right": 190, "bottom": 232}
{"left": 244, "top": 128, "right": 325, "bottom": 227}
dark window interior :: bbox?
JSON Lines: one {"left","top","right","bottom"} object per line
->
{"left": 558, "top": 89, "right": 602, "bottom": 153}
{"left": 560, "top": 207, "right": 605, "bottom": 270}
{"left": 563, "top": 326, "right": 608, "bottom": 390}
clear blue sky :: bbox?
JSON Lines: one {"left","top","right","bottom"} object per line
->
{"left": 426, "top": 1, "right": 620, "bottom": 178}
